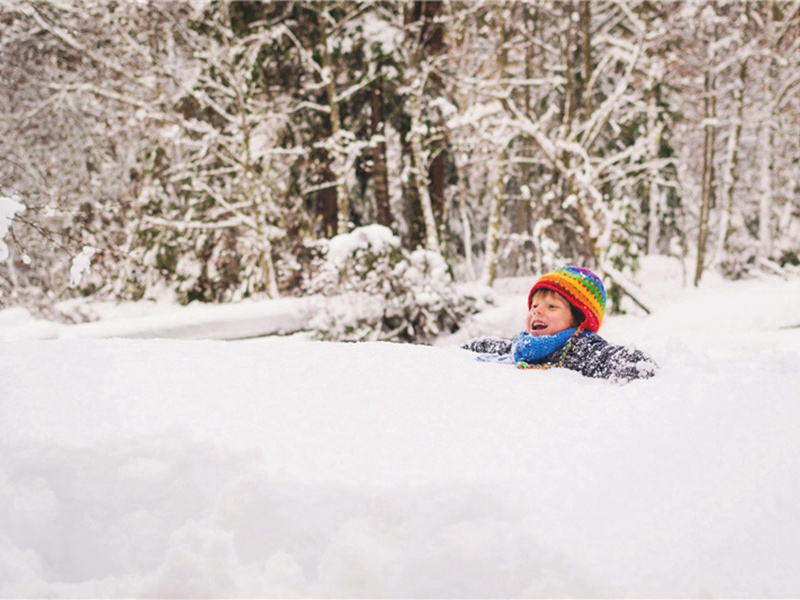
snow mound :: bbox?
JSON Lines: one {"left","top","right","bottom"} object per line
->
{"left": 2, "top": 335, "right": 800, "bottom": 597}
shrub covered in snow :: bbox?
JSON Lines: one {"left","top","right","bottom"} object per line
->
{"left": 305, "top": 225, "right": 475, "bottom": 343}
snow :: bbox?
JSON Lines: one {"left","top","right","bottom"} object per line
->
{"left": 58, "top": 297, "right": 317, "bottom": 341}
{"left": 0, "top": 297, "right": 318, "bottom": 342}
{"left": 69, "top": 246, "right": 96, "bottom": 288}
{"left": 2, "top": 259, "right": 800, "bottom": 597}
{"left": 0, "top": 196, "right": 25, "bottom": 263}
{"left": 326, "top": 224, "right": 399, "bottom": 265}
{"left": 359, "top": 12, "right": 403, "bottom": 56}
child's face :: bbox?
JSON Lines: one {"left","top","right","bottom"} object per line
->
{"left": 526, "top": 290, "right": 576, "bottom": 337}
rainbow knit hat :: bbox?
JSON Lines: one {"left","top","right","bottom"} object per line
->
{"left": 527, "top": 266, "right": 607, "bottom": 332}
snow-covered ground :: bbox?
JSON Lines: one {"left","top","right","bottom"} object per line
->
{"left": 2, "top": 258, "right": 800, "bottom": 597}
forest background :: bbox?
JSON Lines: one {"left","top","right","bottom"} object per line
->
{"left": 2, "top": 0, "right": 799, "bottom": 343}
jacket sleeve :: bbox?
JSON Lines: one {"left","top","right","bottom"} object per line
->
{"left": 563, "top": 334, "right": 658, "bottom": 383}
{"left": 460, "top": 336, "right": 513, "bottom": 355}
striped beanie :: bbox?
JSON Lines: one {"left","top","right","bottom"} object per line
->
{"left": 527, "top": 266, "right": 607, "bottom": 332}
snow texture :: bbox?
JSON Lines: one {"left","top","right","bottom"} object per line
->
{"left": 326, "top": 223, "right": 399, "bottom": 266}
{"left": 69, "top": 246, "right": 96, "bottom": 287}
{"left": 2, "top": 258, "right": 800, "bottom": 597}
{"left": 0, "top": 196, "right": 25, "bottom": 263}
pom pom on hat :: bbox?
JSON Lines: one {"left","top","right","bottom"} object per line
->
{"left": 527, "top": 266, "right": 607, "bottom": 332}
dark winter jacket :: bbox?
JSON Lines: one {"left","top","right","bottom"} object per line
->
{"left": 462, "top": 331, "right": 658, "bottom": 383}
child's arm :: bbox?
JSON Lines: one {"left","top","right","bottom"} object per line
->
{"left": 564, "top": 334, "right": 658, "bottom": 382}
{"left": 461, "top": 336, "right": 513, "bottom": 355}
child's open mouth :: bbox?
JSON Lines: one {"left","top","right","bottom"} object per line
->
{"left": 531, "top": 321, "right": 547, "bottom": 331}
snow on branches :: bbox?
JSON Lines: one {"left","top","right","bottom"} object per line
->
{"left": 306, "top": 225, "right": 475, "bottom": 344}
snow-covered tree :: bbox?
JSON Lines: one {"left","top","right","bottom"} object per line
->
{"left": 3, "top": 0, "right": 800, "bottom": 327}
{"left": 0, "top": 0, "right": 162, "bottom": 308}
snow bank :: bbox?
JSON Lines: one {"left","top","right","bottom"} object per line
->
{"left": 2, "top": 262, "right": 800, "bottom": 596}
{"left": 0, "top": 297, "right": 318, "bottom": 342}
{"left": 2, "top": 331, "right": 800, "bottom": 597}
{"left": 59, "top": 296, "right": 318, "bottom": 341}
{"left": 0, "top": 308, "right": 59, "bottom": 342}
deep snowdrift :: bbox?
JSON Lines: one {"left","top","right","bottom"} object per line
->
{"left": 2, "top": 265, "right": 800, "bottom": 597}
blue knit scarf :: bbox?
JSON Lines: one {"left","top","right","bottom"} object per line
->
{"left": 512, "top": 328, "right": 577, "bottom": 365}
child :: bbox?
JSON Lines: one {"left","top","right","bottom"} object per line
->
{"left": 462, "top": 266, "right": 658, "bottom": 383}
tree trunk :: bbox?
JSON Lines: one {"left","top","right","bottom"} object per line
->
{"left": 581, "top": 1, "right": 593, "bottom": 118}
{"left": 429, "top": 151, "right": 446, "bottom": 237}
{"left": 757, "top": 2, "right": 784, "bottom": 262}
{"left": 518, "top": 4, "right": 539, "bottom": 274}
{"left": 645, "top": 87, "right": 664, "bottom": 255}
{"left": 481, "top": 151, "right": 507, "bottom": 286}
{"left": 481, "top": 21, "right": 509, "bottom": 287}
{"left": 458, "top": 187, "right": 475, "bottom": 280}
{"left": 318, "top": 165, "right": 338, "bottom": 238}
{"left": 715, "top": 58, "right": 746, "bottom": 264}
{"left": 371, "top": 83, "right": 392, "bottom": 228}
{"left": 759, "top": 59, "right": 777, "bottom": 260}
{"left": 318, "top": 9, "right": 349, "bottom": 236}
{"left": 694, "top": 40, "right": 717, "bottom": 287}
{"left": 408, "top": 93, "right": 440, "bottom": 253}
{"left": 259, "top": 239, "right": 279, "bottom": 298}
{"left": 401, "top": 0, "right": 447, "bottom": 254}
{"left": 421, "top": 0, "right": 447, "bottom": 251}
